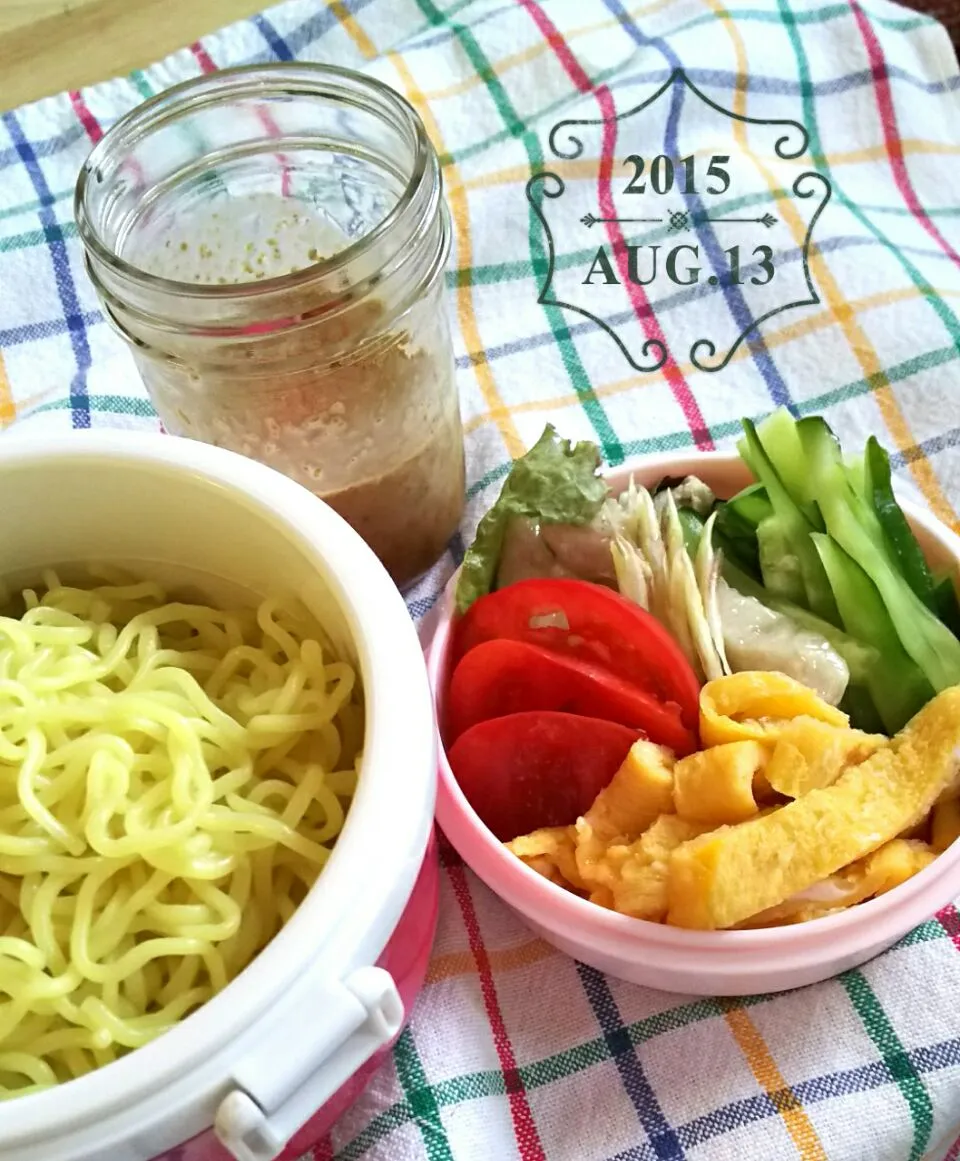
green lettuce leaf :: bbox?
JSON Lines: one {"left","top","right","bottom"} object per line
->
{"left": 454, "top": 424, "right": 608, "bottom": 614}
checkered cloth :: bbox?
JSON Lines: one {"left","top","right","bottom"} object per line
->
{"left": 2, "top": 1, "right": 960, "bottom": 1158}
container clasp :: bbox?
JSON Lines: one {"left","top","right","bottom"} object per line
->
{"left": 214, "top": 966, "right": 403, "bottom": 1161}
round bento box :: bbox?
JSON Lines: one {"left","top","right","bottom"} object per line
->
{"left": 0, "top": 431, "right": 439, "bottom": 1161}
{"left": 427, "top": 450, "right": 960, "bottom": 998}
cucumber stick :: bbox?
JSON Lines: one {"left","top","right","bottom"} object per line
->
{"left": 715, "top": 486, "right": 767, "bottom": 579}
{"left": 755, "top": 519, "right": 806, "bottom": 605}
{"left": 741, "top": 419, "right": 840, "bottom": 625}
{"left": 676, "top": 507, "right": 705, "bottom": 556}
{"left": 798, "top": 417, "right": 960, "bottom": 692}
{"left": 863, "top": 435, "right": 936, "bottom": 609}
{"left": 812, "top": 534, "right": 934, "bottom": 733}
{"left": 934, "top": 573, "right": 960, "bottom": 637}
{"left": 739, "top": 407, "right": 820, "bottom": 525}
{"left": 838, "top": 683, "right": 885, "bottom": 736}
{"left": 724, "top": 483, "right": 772, "bottom": 528}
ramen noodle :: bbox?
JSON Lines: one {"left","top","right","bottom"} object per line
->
{"left": 0, "top": 570, "right": 362, "bottom": 1097}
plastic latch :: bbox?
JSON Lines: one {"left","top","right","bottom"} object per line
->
{"left": 214, "top": 966, "right": 403, "bottom": 1161}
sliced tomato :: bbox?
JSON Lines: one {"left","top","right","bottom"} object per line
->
{"left": 445, "top": 638, "right": 696, "bottom": 755}
{"left": 446, "top": 710, "right": 639, "bottom": 842}
{"left": 452, "top": 578, "right": 701, "bottom": 730}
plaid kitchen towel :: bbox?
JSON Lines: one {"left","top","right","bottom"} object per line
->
{"left": 2, "top": 1, "right": 960, "bottom": 1158}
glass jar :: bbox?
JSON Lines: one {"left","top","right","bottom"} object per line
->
{"left": 75, "top": 64, "right": 465, "bottom": 591}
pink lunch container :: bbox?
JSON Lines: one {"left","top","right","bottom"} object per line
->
{"left": 427, "top": 451, "right": 960, "bottom": 997}
{"left": 0, "top": 432, "right": 440, "bottom": 1161}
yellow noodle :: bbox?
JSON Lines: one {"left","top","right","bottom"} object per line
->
{"left": 0, "top": 1052, "right": 57, "bottom": 1087}
{"left": 0, "top": 573, "right": 362, "bottom": 1098}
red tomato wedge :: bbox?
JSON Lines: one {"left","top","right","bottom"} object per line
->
{"left": 447, "top": 711, "right": 640, "bottom": 842}
{"left": 453, "top": 578, "right": 701, "bottom": 730}
{"left": 445, "top": 638, "right": 697, "bottom": 755}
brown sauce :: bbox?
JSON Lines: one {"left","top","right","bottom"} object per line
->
{"left": 322, "top": 398, "right": 465, "bottom": 585}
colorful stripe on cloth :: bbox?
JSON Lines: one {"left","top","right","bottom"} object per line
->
{"left": 1, "top": 2, "right": 960, "bottom": 1159}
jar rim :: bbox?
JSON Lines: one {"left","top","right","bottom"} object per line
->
{"left": 74, "top": 62, "right": 436, "bottom": 301}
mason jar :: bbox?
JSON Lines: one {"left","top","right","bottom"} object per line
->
{"left": 75, "top": 64, "right": 465, "bottom": 591}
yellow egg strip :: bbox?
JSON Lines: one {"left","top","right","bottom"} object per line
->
{"left": 700, "top": 671, "right": 848, "bottom": 748}
{"left": 507, "top": 827, "right": 584, "bottom": 890}
{"left": 599, "top": 815, "right": 712, "bottom": 921}
{"left": 582, "top": 741, "right": 676, "bottom": 841}
{"left": 673, "top": 741, "right": 767, "bottom": 824}
{"left": 505, "top": 669, "right": 953, "bottom": 932}
{"left": 764, "top": 719, "right": 886, "bottom": 799}
{"left": 668, "top": 688, "right": 960, "bottom": 930}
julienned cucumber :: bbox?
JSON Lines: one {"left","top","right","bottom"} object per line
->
{"left": 843, "top": 453, "right": 867, "bottom": 502}
{"left": 714, "top": 486, "right": 766, "bottom": 578}
{"left": 723, "top": 483, "right": 772, "bottom": 528}
{"left": 720, "top": 408, "right": 960, "bottom": 732}
{"left": 838, "top": 684, "right": 885, "bottom": 736}
{"left": 934, "top": 573, "right": 960, "bottom": 637}
{"left": 812, "top": 533, "right": 934, "bottom": 733}
{"left": 676, "top": 507, "right": 706, "bottom": 555}
{"left": 755, "top": 518, "right": 806, "bottom": 606}
{"left": 738, "top": 408, "right": 819, "bottom": 526}
{"left": 797, "top": 416, "right": 960, "bottom": 693}
{"left": 740, "top": 419, "right": 840, "bottom": 625}
{"left": 863, "top": 436, "right": 936, "bottom": 609}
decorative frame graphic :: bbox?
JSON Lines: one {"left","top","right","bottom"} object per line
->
{"left": 525, "top": 67, "right": 833, "bottom": 373}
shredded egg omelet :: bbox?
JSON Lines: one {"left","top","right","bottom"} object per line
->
{"left": 506, "top": 672, "right": 960, "bottom": 930}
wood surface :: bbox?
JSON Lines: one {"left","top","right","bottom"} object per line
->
{"left": 0, "top": 0, "right": 956, "bottom": 115}
{"left": 0, "top": 0, "right": 267, "bottom": 113}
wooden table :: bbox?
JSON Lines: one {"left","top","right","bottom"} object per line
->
{"left": 0, "top": 0, "right": 955, "bottom": 115}
{"left": 0, "top": 0, "right": 267, "bottom": 113}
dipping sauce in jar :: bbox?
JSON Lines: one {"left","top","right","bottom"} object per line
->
{"left": 75, "top": 64, "right": 465, "bottom": 590}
